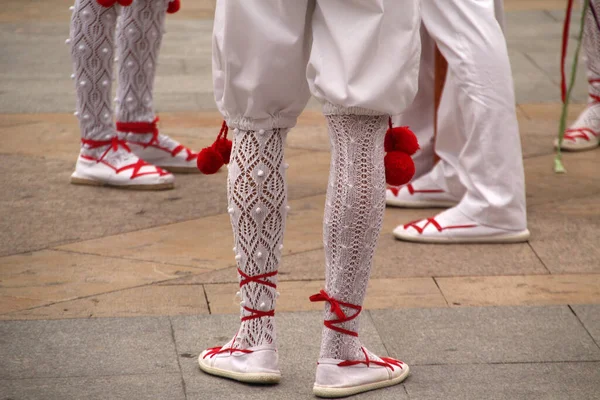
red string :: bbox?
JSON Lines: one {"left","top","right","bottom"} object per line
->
{"left": 116, "top": 117, "right": 160, "bottom": 148}
{"left": 81, "top": 137, "right": 130, "bottom": 162}
{"left": 237, "top": 268, "right": 277, "bottom": 321}
{"left": 561, "top": 0, "right": 576, "bottom": 102}
{"left": 309, "top": 290, "right": 362, "bottom": 337}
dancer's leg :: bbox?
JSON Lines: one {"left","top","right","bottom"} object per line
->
{"left": 115, "top": 0, "right": 199, "bottom": 172}
{"left": 394, "top": 0, "right": 529, "bottom": 243}
{"left": 69, "top": 0, "right": 173, "bottom": 189}
{"left": 198, "top": 0, "right": 312, "bottom": 383}
{"left": 308, "top": 1, "right": 419, "bottom": 396}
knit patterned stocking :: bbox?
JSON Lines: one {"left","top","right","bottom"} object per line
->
{"left": 225, "top": 128, "right": 288, "bottom": 350}
{"left": 320, "top": 114, "right": 388, "bottom": 361}
{"left": 69, "top": 0, "right": 118, "bottom": 142}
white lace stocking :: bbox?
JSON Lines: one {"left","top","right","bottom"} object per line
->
{"left": 116, "top": 0, "right": 167, "bottom": 124}
{"left": 70, "top": 0, "right": 118, "bottom": 142}
{"left": 320, "top": 114, "right": 388, "bottom": 361}
{"left": 227, "top": 128, "right": 288, "bottom": 350}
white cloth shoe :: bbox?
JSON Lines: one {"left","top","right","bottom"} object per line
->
{"left": 393, "top": 207, "right": 530, "bottom": 244}
{"left": 198, "top": 341, "right": 281, "bottom": 384}
{"left": 314, "top": 350, "right": 409, "bottom": 398}
{"left": 310, "top": 290, "right": 409, "bottom": 398}
{"left": 555, "top": 103, "right": 600, "bottom": 152}
{"left": 386, "top": 183, "right": 459, "bottom": 208}
{"left": 71, "top": 137, "right": 174, "bottom": 190}
{"left": 117, "top": 118, "right": 200, "bottom": 173}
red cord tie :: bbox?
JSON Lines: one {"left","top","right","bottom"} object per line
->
{"left": 403, "top": 217, "right": 477, "bottom": 234}
{"left": 337, "top": 348, "right": 403, "bottom": 370}
{"left": 238, "top": 268, "right": 277, "bottom": 322}
{"left": 96, "top": 0, "right": 133, "bottom": 8}
{"left": 116, "top": 117, "right": 160, "bottom": 148}
{"left": 309, "top": 290, "right": 361, "bottom": 337}
{"left": 81, "top": 137, "right": 131, "bottom": 163}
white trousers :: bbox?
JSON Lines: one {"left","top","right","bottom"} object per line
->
{"left": 395, "top": 0, "right": 527, "bottom": 231}
{"left": 212, "top": 0, "right": 421, "bottom": 130}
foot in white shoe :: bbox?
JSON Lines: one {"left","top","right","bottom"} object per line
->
{"left": 198, "top": 341, "right": 281, "bottom": 384}
{"left": 386, "top": 183, "right": 459, "bottom": 208}
{"left": 117, "top": 118, "right": 200, "bottom": 173}
{"left": 555, "top": 103, "right": 600, "bottom": 152}
{"left": 393, "top": 207, "right": 530, "bottom": 244}
{"left": 71, "top": 137, "right": 174, "bottom": 190}
{"left": 310, "top": 290, "right": 409, "bottom": 398}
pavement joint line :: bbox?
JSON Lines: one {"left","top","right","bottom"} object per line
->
{"left": 516, "top": 104, "right": 532, "bottom": 120}
{"left": 432, "top": 277, "right": 451, "bottom": 307}
{"left": 522, "top": 51, "right": 561, "bottom": 88}
{"left": 168, "top": 316, "right": 188, "bottom": 400}
{"left": 364, "top": 310, "right": 393, "bottom": 359}
{"left": 527, "top": 242, "right": 553, "bottom": 275}
{"left": 406, "top": 360, "right": 600, "bottom": 367}
{"left": 527, "top": 189, "right": 600, "bottom": 209}
{"left": 0, "top": 277, "right": 203, "bottom": 318}
{"left": 0, "top": 372, "right": 183, "bottom": 382}
{"left": 202, "top": 284, "right": 212, "bottom": 315}
{"left": 543, "top": 9, "right": 562, "bottom": 22}
{"left": 568, "top": 305, "right": 600, "bottom": 351}
{"left": 49, "top": 248, "right": 210, "bottom": 270}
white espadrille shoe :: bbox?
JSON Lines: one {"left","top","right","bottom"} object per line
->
{"left": 555, "top": 79, "right": 600, "bottom": 152}
{"left": 310, "top": 290, "right": 409, "bottom": 398}
{"left": 392, "top": 207, "right": 530, "bottom": 244}
{"left": 117, "top": 118, "right": 200, "bottom": 173}
{"left": 386, "top": 183, "right": 459, "bottom": 208}
{"left": 70, "top": 137, "right": 174, "bottom": 190}
{"left": 199, "top": 341, "right": 281, "bottom": 384}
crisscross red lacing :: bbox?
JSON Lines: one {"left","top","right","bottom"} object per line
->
{"left": 337, "top": 347, "right": 404, "bottom": 370}
{"left": 117, "top": 117, "right": 198, "bottom": 162}
{"left": 203, "top": 269, "right": 278, "bottom": 358}
{"left": 310, "top": 290, "right": 361, "bottom": 337}
{"left": 403, "top": 217, "right": 477, "bottom": 234}
{"left": 563, "top": 79, "right": 600, "bottom": 142}
{"left": 80, "top": 137, "right": 169, "bottom": 179}
{"left": 310, "top": 290, "right": 403, "bottom": 370}
{"left": 388, "top": 184, "right": 444, "bottom": 197}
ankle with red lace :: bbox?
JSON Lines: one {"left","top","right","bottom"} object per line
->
{"left": 310, "top": 289, "right": 409, "bottom": 398}
{"left": 116, "top": 117, "right": 201, "bottom": 173}
{"left": 198, "top": 268, "right": 281, "bottom": 384}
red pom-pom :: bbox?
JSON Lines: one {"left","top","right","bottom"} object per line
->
{"left": 167, "top": 0, "right": 180, "bottom": 13}
{"left": 96, "top": 0, "right": 116, "bottom": 7}
{"left": 213, "top": 138, "right": 232, "bottom": 164}
{"left": 197, "top": 146, "right": 224, "bottom": 175}
{"left": 384, "top": 126, "right": 420, "bottom": 155}
{"left": 384, "top": 151, "right": 415, "bottom": 186}
{"left": 118, "top": 0, "right": 134, "bottom": 5}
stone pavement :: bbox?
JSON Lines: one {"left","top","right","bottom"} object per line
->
{"left": 1, "top": 1, "right": 599, "bottom": 399}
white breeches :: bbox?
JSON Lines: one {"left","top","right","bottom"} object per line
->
{"left": 396, "top": 0, "right": 527, "bottom": 230}
{"left": 212, "top": 0, "right": 421, "bottom": 130}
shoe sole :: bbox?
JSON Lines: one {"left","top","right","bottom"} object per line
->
{"left": 386, "top": 198, "right": 458, "bottom": 208}
{"left": 555, "top": 142, "right": 600, "bottom": 152}
{"left": 393, "top": 229, "right": 531, "bottom": 244}
{"left": 313, "top": 365, "right": 410, "bottom": 398}
{"left": 198, "top": 359, "right": 281, "bottom": 384}
{"left": 70, "top": 177, "right": 174, "bottom": 191}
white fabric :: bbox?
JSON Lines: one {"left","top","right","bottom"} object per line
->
{"left": 227, "top": 128, "right": 288, "bottom": 350}
{"left": 394, "top": 0, "right": 527, "bottom": 231}
{"left": 212, "top": 0, "right": 420, "bottom": 130}
{"left": 321, "top": 115, "right": 387, "bottom": 362}
{"left": 116, "top": 0, "right": 168, "bottom": 123}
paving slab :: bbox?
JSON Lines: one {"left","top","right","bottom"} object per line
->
{"left": 170, "top": 311, "right": 406, "bottom": 400}
{"left": 2, "top": 284, "right": 209, "bottom": 320}
{"left": 437, "top": 274, "right": 600, "bottom": 307}
{"left": 572, "top": 304, "right": 600, "bottom": 345}
{"left": 0, "top": 374, "right": 185, "bottom": 400}
{"left": 405, "top": 362, "right": 600, "bottom": 400}
{"left": 370, "top": 306, "right": 600, "bottom": 365}
{"left": 0, "top": 317, "right": 178, "bottom": 379}
{"left": 528, "top": 193, "right": 600, "bottom": 274}
{"left": 0, "top": 249, "right": 201, "bottom": 315}
{"left": 57, "top": 195, "right": 327, "bottom": 269}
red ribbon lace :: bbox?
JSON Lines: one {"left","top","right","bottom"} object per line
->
{"left": 403, "top": 217, "right": 477, "bottom": 234}
{"left": 309, "top": 290, "right": 361, "bottom": 337}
